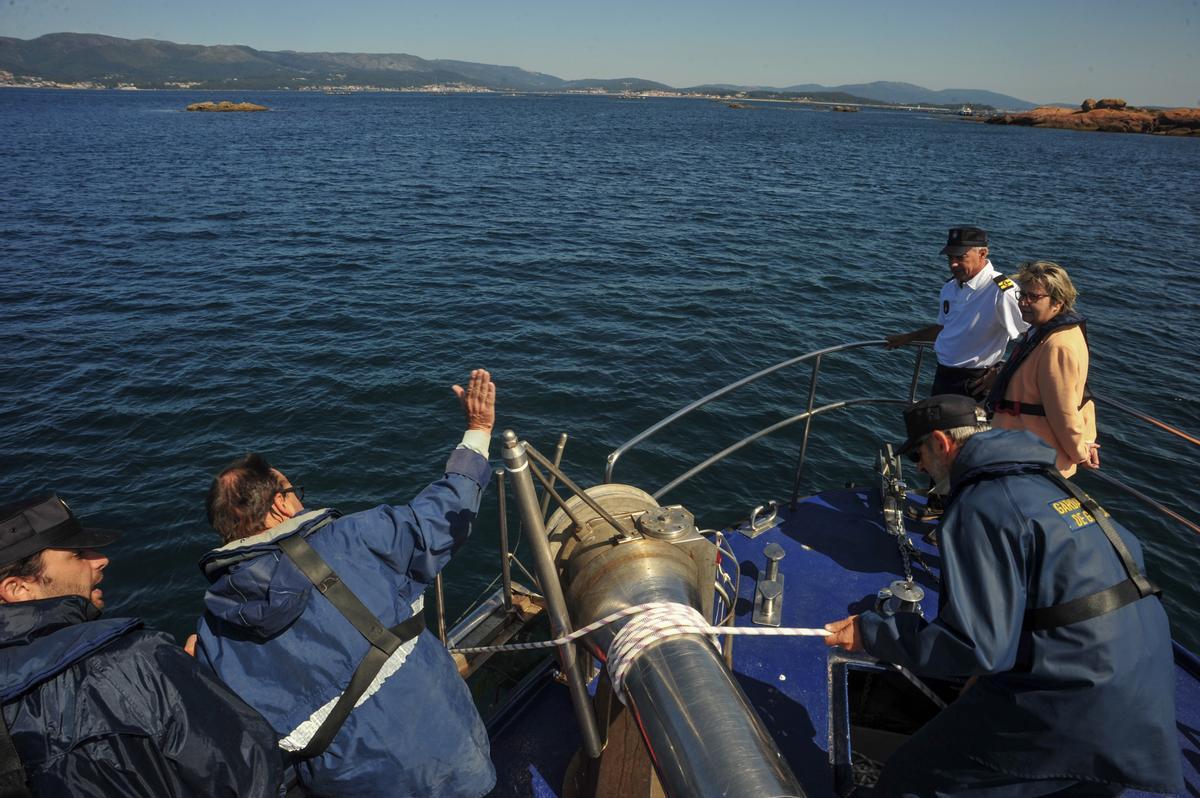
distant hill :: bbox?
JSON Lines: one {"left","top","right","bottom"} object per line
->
{"left": 0, "top": 33, "right": 1035, "bottom": 108}
{"left": 0, "top": 33, "right": 574, "bottom": 90}
{"left": 783, "top": 80, "right": 1036, "bottom": 110}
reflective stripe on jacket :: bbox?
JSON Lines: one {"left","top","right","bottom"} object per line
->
{"left": 195, "top": 446, "right": 496, "bottom": 797}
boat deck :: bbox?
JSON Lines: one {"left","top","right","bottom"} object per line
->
{"left": 484, "top": 487, "right": 1200, "bottom": 796}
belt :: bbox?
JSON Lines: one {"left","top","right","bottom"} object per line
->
{"left": 935, "top": 364, "right": 989, "bottom": 375}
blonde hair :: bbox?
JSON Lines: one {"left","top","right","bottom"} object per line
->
{"left": 1014, "top": 260, "right": 1077, "bottom": 314}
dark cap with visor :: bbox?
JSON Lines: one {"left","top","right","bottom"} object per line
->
{"left": 940, "top": 226, "right": 988, "bottom": 255}
{"left": 0, "top": 494, "right": 120, "bottom": 566}
{"left": 896, "top": 395, "right": 988, "bottom": 456}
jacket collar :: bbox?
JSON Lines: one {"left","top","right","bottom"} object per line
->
{"left": 199, "top": 508, "right": 338, "bottom": 579}
{"left": 0, "top": 596, "right": 141, "bottom": 702}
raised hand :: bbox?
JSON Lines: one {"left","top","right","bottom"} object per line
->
{"left": 452, "top": 369, "right": 496, "bottom": 433}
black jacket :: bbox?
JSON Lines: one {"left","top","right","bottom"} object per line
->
{"left": 1, "top": 596, "right": 283, "bottom": 797}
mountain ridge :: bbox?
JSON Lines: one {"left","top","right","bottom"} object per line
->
{"left": 0, "top": 33, "right": 1036, "bottom": 108}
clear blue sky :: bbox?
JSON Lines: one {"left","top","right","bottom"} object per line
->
{"left": 2, "top": 0, "right": 1196, "bottom": 106}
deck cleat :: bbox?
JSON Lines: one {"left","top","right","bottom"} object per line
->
{"left": 875, "top": 579, "right": 925, "bottom": 617}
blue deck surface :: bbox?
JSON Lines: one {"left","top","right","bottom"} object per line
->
{"left": 724, "top": 488, "right": 941, "bottom": 797}
{"left": 486, "top": 487, "right": 1199, "bottom": 796}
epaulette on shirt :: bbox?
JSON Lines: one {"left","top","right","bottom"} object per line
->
{"left": 993, "top": 275, "right": 1016, "bottom": 291}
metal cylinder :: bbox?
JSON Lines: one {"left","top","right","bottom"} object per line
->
{"left": 559, "top": 487, "right": 806, "bottom": 798}
{"left": 500, "top": 431, "right": 603, "bottom": 759}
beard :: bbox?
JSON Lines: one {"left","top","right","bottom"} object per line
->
{"left": 925, "top": 453, "right": 952, "bottom": 496}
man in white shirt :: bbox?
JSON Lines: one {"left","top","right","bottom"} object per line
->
{"left": 887, "top": 227, "right": 1028, "bottom": 399}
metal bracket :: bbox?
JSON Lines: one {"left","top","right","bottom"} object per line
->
{"left": 743, "top": 500, "right": 779, "bottom": 539}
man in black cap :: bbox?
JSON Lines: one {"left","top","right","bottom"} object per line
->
{"left": 886, "top": 227, "right": 1027, "bottom": 399}
{"left": 822, "top": 396, "right": 1182, "bottom": 797}
{"left": 0, "top": 493, "right": 283, "bottom": 797}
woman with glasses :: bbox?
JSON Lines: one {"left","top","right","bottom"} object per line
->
{"left": 985, "top": 261, "right": 1099, "bottom": 476}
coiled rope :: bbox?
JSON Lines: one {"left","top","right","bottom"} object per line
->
{"left": 448, "top": 600, "right": 830, "bottom": 702}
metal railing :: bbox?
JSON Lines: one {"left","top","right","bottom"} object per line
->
{"left": 605, "top": 339, "right": 928, "bottom": 503}
{"left": 603, "top": 340, "right": 1200, "bottom": 534}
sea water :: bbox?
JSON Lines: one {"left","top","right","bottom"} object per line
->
{"left": 2, "top": 89, "right": 1198, "bottom": 649}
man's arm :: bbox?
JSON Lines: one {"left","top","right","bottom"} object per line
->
{"left": 885, "top": 324, "right": 942, "bottom": 350}
{"left": 826, "top": 499, "right": 1028, "bottom": 677}
{"left": 370, "top": 369, "right": 497, "bottom": 583}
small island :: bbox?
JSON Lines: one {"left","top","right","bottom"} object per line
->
{"left": 832, "top": 105, "right": 858, "bottom": 113}
{"left": 986, "top": 98, "right": 1200, "bottom": 137}
{"left": 186, "top": 101, "right": 268, "bottom": 112}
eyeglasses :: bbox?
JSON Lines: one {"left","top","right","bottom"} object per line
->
{"left": 1016, "top": 291, "right": 1050, "bottom": 303}
{"left": 279, "top": 485, "right": 305, "bottom": 502}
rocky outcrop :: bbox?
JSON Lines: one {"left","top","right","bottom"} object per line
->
{"left": 986, "top": 100, "right": 1200, "bottom": 137}
{"left": 186, "top": 101, "right": 268, "bottom": 112}
{"left": 832, "top": 105, "right": 858, "bottom": 112}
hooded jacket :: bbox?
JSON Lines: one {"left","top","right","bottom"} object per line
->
{"left": 194, "top": 447, "right": 495, "bottom": 797}
{"left": 0, "top": 595, "right": 283, "bottom": 797}
{"left": 859, "top": 429, "right": 1182, "bottom": 793}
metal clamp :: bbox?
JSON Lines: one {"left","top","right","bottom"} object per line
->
{"left": 743, "top": 500, "right": 779, "bottom": 539}
{"left": 753, "top": 543, "right": 786, "bottom": 626}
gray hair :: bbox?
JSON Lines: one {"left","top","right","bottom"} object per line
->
{"left": 944, "top": 422, "right": 991, "bottom": 445}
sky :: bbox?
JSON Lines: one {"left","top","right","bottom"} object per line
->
{"left": 1, "top": 0, "right": 1197, "bottom": 106}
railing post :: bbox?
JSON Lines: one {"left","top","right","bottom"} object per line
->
{"left": 908, "top": 346, "right": 926, "bottom": 402}
{"left": 788, "top": 355, "right": 822, "bottom": 508}
{"left": 434, "top": 573, "right": 448, "bottom": 645}
{"left": 494, "top": 468, "right": 513, "bottom": 612}
{"left": 540, "top": 433, "right": 569, "bottom": 519}
{"left": 501, "top": 430, "right": 604, "bottom": 759}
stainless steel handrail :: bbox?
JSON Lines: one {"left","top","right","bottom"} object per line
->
{"left": 1092, "top": 393, "right": 1200, "bottom": 449}
{"left": 605, "top": 339, "right": 1200, "bottom": 535}
{"left": 652, "top": 397, "right": 911, "bottom": 500}
{"left": 605, "top": 340, "right": 930, "bottom": 484}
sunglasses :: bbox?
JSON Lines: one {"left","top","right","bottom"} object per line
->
{"left": 279, "top": 485, "right": 305, "bottom": 502}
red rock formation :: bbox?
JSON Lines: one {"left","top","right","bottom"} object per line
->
{"left": 985, "top": 100, "right": 1200, "bottom": 136}
{"left": 1157, "top": 109, "right": 1200, "bottom": 130}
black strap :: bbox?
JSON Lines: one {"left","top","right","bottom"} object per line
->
{"left": 1023, "top": 578, "right": 1152, "bottom": 631}
{"left": 992, "top": 397, "right": 1093, "bottom": 417}
{"left": 0, "top": 707, "right": 33, "bottom": 798}
{"left": 277, "top": 530, "right": 426, "bottom": 760}
{"left": 1022, "top": 470, "right": 1160, "bottom": 632}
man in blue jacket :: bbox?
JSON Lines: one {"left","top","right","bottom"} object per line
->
{"left": 195, "top": 368, "right": 498, "bottom": 797}
{"left": 824, "top": 395, "right": 1182, "bottom": 797}
{"left": 0, "top": 493, "right": 283, "bottom": 797}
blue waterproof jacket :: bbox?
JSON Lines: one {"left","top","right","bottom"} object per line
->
{"left": 195, "top": 447, "right": 496, "bottom": 797}
{"left": 860, "top": 429, "right": 1182, "bottom": 794}
{"left": 0, "top": 595, "right": 283, "bottom": 797}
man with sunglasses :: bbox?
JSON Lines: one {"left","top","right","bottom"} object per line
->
{"left": 887, "top": 226, "right": 1028, "bottom": 520}
{"left": 193, "top": 369, "right": 498, "bottom": 797}
{"left": 823, "top": 395, "right": 1181, "bottom": 797}
{"left": 887, "top": 227, "right": 1028, "bottom": 399}
{"left": 0, "top": 494, "right": 283, "bottom": 797}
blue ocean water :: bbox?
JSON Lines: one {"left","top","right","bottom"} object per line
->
{"left": 2, "top": 89, "right": 1198, "bottom": 649}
